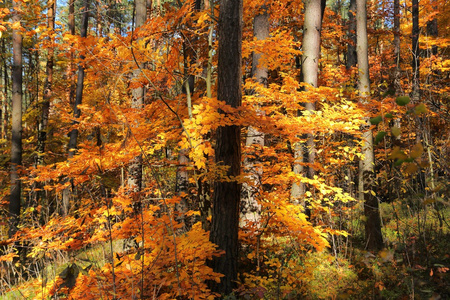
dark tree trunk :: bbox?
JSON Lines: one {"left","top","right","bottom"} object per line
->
{"left": 411, "top": 0, "right": 420, "bottom": 102}
{"left": 63, "top": 0, "right": 89, "bottom": 215}
{"left": 208, "top": 0, "right": 242, "bottom": 295}
{"left": 393, "top": 0, "right": 400, "bottom": 65}
{"left": 10, "top": 0, "right": 23, "bottom": 237}
{"left": 1, "top": 39, "right": 8, "bottom": 140}
{"left": 37, "top": 0, "right": 56, "bottom": 166}
{"left": 68, "top": 0, "right": 75, "bottom": 105}
{"left": 68, "top": 0, "right": 89, "bottom": 158}
{"left": 426, "top": 0, "right": 438, "bottom": 56}
{"left": 346, "top": 0, "right": 357, "bottom": 69}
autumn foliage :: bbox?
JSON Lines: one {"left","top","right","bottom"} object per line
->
{"left": 0, "top": 0, "right": 449, "bottom": 299}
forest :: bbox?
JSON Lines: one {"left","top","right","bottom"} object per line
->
{"left": 0, "top": 0, "right": 449, "bottom": 299}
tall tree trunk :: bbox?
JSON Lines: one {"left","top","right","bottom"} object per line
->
{"left": 209, "top": 0, "right": 242, "bottom": 294}
{"left": 61, "top": 0, "right": 76, "bottom": 216}
{"left": 127, "top": 0, "right": 147, "bottom": 194}
{"left": 240, "top": 6, "right": 268, "bottom": 226}
{"left": 37, "top": 0, "right": 56, "bottom": 166}
{"left": 411, "top": 0, "right": 420, "bottom": 102}
{"left": 9, "top": 0, "right": 23, "bottom": 237}
{"left": 346, "top": 0, "right": 357, "bottom": 69}
{"left": 1, "top": 40, "right": 7, "bottom": 140}
{"left": 291, "top": 0, "right": 325, "bottom": 206}
{"left": 393, "top": 0, "right": 400, "bottom": 66}
{"left": 64, "top": 0, "right": 89, "bottom": 215}
{"left": 356, "top": 0, "right": 383, "bottom": 251}
{"left": 426, "top": 1, "right": 438, "bottom": 56}
{"left": 68, "top": 0, "right": 75, "bottom": 104}
{"left": 68, "top": 0, "right": 89, "bottom": 158}
{"left": 175, "top": 0, "right": 202, "bottom": 229}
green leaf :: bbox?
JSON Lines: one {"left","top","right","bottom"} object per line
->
{"left": 370, "top": 116, "right": 382, "bottom": 125}
{"left": 395, "top": 96, "right": 411, "bottom": 106}
{"left": 374, "top": 131, "right": 387, "bottom": 144}
{"left": 382, "top": 89, "right": 395, "bottom": 97}
{"left": 414, "top": 103, "right": 427, "bottom": 114}
{"left": 384, "top": 113, "right": 394, "bottom": 118}
{"left": 394, "top": 159, "right": 404, "bottom": 166}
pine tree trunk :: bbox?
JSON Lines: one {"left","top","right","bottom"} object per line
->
{"left": 209, "top": 0, "right": 242, "bottom": 294}
{"left": 9, "top": 0, "right": 23, "bottom": 237}
{"left": 356, "top": 0, "right": 383, "bottom": 251}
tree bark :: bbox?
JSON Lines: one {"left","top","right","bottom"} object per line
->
{"left": 9, "top": 0, "right": 23, "bottom": 237}
{"left": 393, "top": 0, "right": 400, "bottom": 66}
{"left": 1, "top": 40, "right": 7, "bottom": 140}
{"left": 68, "top": 0, "right": 89, "bottom": 158}
{"left": 426, "top": 1, "right": 438, "bottom": 56}
{"left": 347, "top": 0, "right": 357, "bottom": 69}
{"left": 411, "top": 0, "right": 420, "bottom": 102}
{"left": 127, "top": 0, "right": 147, "bottom": 194}
{"left": 291, "top": 0, "right": 325, "bottom": 205}
{"left": 37, "top": 0, "right": 56, "bottom": 166}
{"left": 240, "top": 6, "right": 268, "bottom": 226}
{"left": 208, "top": 0, "right": 242, "bottom": 295}
{"left": 63, "top": 0, "right": 89, "bottom": 215}
{"left": 356, "top": 0, "right": 383, "bottom": 251}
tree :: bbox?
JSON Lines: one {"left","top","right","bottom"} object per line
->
{"left": 63, "top": 0, "right": 89, "bottom": 215}
{"left": 209, "top": 0, "right": 242, "bottom": 294}
{"left": 127, "top": 0, "right": 147, "bottom": 194}
{"left": 347, "top": 0, "right": 357, "bottom": 69}
{"left": 411, "top": 0, "right": 420, "bottom": 102}
{"left": 356, "top": 0, "right": 383, "bottom": 251}
{"left": 9, "top": 0, "right": 23, "bottom": 237}
{"left": 37, "top": 0, "right": 56, "bottom": 166}
{"left": 68, "top": 0, "right": 89, "bottom": 158}
{"left": 241, "top": 5, "right": 269, "bottom": 226}
{"left": 291, "top": 0, "right": 326, "bottom": 205}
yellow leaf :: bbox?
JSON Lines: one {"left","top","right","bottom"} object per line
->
{"left": 391, "top": 126, "right": 401, "bottom": 137}
{"left": 11, "top": 21, "right": 21, "bottom": 30}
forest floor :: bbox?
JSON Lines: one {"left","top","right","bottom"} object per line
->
{"left": 1, "top": 203, "right": 449, "bottom": 300}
